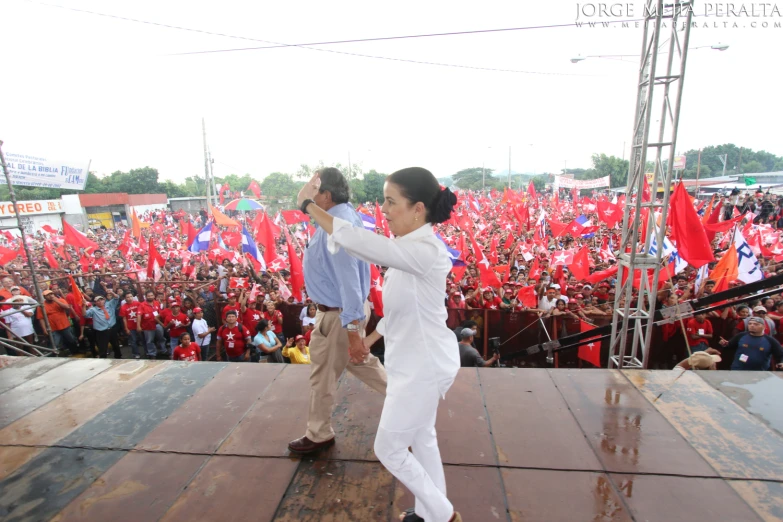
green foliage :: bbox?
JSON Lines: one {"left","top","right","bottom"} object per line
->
{"left": 260, "top": 172, "right": 299, "bottom": 201}
{"left": 679, "top": 144, "right": 783, "bottom": 178}
{"left": 530, "top": 175, "right": 548, "bottom": 191}
{"left": 451, "top": 167, "right": 503, "bottom": 191}
{"left": 215, "top": 173, "right": 254, "bottom": 191}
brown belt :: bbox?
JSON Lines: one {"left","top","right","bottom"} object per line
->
{"left": 316, "top": 304, "right": 341, "bottom": 313}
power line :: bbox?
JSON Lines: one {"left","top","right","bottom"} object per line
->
{"left": 23, "top": 0, "right": 613, "bottom": 77}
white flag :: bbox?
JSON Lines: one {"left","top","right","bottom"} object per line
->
{"left": 734, "top": 231, "right": 763, "bottom": 283}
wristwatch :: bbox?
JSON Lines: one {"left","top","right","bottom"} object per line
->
{"left": 346, "top": 323, "right": 360, "bottom": 332}
{"left": 301, "top": 199, "right": 315, "bottom": 215}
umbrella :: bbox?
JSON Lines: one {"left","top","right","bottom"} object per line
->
{"left": 224, "top": 198, "right": 264, "bottom": 211}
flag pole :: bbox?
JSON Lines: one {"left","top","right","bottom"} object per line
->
{"left": 0, "top": 140, "right": 59, "bottom": 354}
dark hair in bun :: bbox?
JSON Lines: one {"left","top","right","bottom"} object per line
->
{"left": 386, "top": 167, "right": 457, "bottom": 224}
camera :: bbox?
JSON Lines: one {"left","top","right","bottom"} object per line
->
{"left": 488, "top": 337, "right": 500, "bottom": 356}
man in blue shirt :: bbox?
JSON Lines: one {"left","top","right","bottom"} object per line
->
{"left": 719, "top": 316, "right": 783, "bottom": 371}
{"left": 289, "top": 167, "right": 388, "bottom": 455}
{"left": 84, "top": 291, "right": 122, "bottom": 359}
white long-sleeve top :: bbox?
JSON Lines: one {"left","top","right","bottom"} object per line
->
{"left": 328, "top": 218, "right": 460, "bottom": 431}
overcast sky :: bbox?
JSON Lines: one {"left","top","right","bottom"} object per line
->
{"left": 1, "top": 0, "right": 780, "bottom": 185}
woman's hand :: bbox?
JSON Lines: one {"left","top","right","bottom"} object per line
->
{"left": 297, "top": 172, "right": 321, "bottom": 207}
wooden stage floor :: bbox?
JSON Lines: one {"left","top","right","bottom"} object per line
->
{"left": 0, "top": 357, "right": 781, "bottom": 521}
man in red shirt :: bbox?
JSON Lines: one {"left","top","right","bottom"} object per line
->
{"left": 221, "top": 293, "right": 241, "bottom": 323}
{"left": 91, "top": 250, "right": 108, "bottom": 272}
{"left": 119, "top": 292, "right": 142, "bottom": 359}
{"left": 685, "top": 312, "right": 713, "bottom": 352}
{"left": 136, "top": 290, "right": 167, "bottom": 359}
{"left": 160, "top": 302, "right": 190, "bottom": 354}
{"left": 241, "top": 298, "right": 264, "bottom": 334}
{"left": 172, "top": 333, "right": 201, "bottom": 362}
{"left": 216, "top": 310, "right": 253, "bottom": 362}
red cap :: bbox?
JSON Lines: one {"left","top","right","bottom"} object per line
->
{"left": 295, "top": 335, "right": 305, "bottom": 341}
{"left": 193, "top": 307, "right": 203, "bottom": 313}
{"left": 228, "top": 293, "right": 236, "bottom": 298}
{"left": 208, "top": 285, "right": 216, "bottom": 292}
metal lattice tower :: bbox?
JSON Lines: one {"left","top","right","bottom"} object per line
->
{"left": 608, "top": 0, "right": 694, "bottom": 369}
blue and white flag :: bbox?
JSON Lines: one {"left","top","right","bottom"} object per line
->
{"left": 734, "top": 231, "right": 763, "bottom": 283}
{"left": 241, "top": 226, "right": 261, "bottom": 262}
{"left": 649, "top": 224, "right": 687, "bottom": 274}
{"left": 188, "top": 222, "right": 213, "bottom": 253}
{"left": 360, "top": 213, "right": 376, "bottom": 231}
{"left": 576, "top": 214, "right": 595, "bottom": 238}
{"left": 436, "top": 233, "right": 465, "bottom": 266}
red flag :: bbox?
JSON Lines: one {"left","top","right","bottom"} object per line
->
{"left": 584, "top": 266, "right": 618, "bottom": 285}
{"left": 68, "top": 275, "right": 84, "bottom": 310}
{"left": 62, "top": 218, "right": 99, "bottom": 251}
{"left": 147, "top": 239, "right": 166, "bottom": 281}
{"left": 281, "top": 210, "right": 310, "bottom": 224}
{"left": 548, "top": 219, "right": 569, "bottom": 238}
{"left": 222, "top": 230, "right": 242, "bottom": 249}
{"left": 369, "top": 264, "right": 384, "bottom": 317}
{"left": 569, "top": 248, "right": 590, "bottom": 281}
{"left": 78, "top": 253, "right": 91, "bottom": 272}
{"left": 527, "top": 181, "right": 537, "bottom": 202}
{"left": 488, "top": 235, "right": 499, "bottom": 265}
{"left": 528, "top": 258, "right": 542, "bottom": 281}
{"left": 247, "top": 180, "right": 262, "bottom": 199}
{"left": 255, "top": 213, "right": 278, "bottom": 264}
{"left": 44, "top": 243, "right": 60, "bottom": 269}
{"left": 0, "top": 246, "right": 19, "bottom": 265}
{"left": 565, "top": 219, "right": 585, "bottom": 237}
{"left": 596, "top": 200, "right": 621, "bottom": 228}
{"left": 469, "top": 232, "right": 502, "bottom": 288}
{"left": 186, "top": 221, "right": 198, "bottom": 248}
{"left": 503, "top": 233, "right": 514, "bottom": 250}
{"left": 41, "top": 224, "right": 57, "bottom": 234}
{"left": 375, "top": 201, "right": 390, "bottom": 237}
{"left": 518, "top": 286, "right": 538, "bottom": 308}
{"left": 285, "top": 229, "right": 304, "bottom": 301}
{"left": 551, "top": 250, "right": 574, "bottom": 266}
{"left": 669, "top": 182, "right": 714, "bottom": 268}
{"left": 229, "top": 277, "right": 250, "bottom": 290}
{"left": 578, "top": 320, "right": 601, "bottom": 367}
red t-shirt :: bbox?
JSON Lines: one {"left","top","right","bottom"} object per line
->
{"left": 160, "top": 309, "right": 190, "bottom": 337}
{"left": 217, "top": 324, "right": 252, "bottom": 358}
{"left": 263, "top": 310, "right": 283, "bottom": 334}
{"left": 172, "top": 342, "right": 201, "bottom": 362}
{"left": 92, "top": 257, "right": 108, "bottom": 271}
{"left": 222, "top": 304, "right": 241, "bottom": 323}
{"left": 137, "top": 301, "right": 162, "bottom": 331}
{"left": 483, "top": 296, "right": 503, "bottom": 310}
{"left": 243, "top": 307, "right": 263, "bottom": 333}
{"left": 120, "top": 301, "right": 140, "bottom": 330}
{"left": 685, "top": 318, "right": 713, "bottom": 347}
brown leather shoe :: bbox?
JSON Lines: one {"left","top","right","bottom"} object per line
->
{"left": 288, "top": 436, "right": 335, "bottom": 454}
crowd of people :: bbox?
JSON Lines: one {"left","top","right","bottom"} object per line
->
{"left": 1, "top": 177, "right": 783, "bottom": 373}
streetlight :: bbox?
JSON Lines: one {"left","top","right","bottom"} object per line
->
{"left": 570, "top": 44, "right": 729, "bottom": 63}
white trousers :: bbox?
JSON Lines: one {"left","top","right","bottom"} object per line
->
{"left": 374, "top": 393, "right": 453, "bottom": 522}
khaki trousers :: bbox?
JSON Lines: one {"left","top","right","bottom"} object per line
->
{"left": 305, "top": 309, "right": 387, "bottom": 442}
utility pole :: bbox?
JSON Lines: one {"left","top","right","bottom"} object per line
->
{"left": 695, "top": 148, "right": 702, "bottom": 196}
{"left": 508, "top": 146, "right": 512, "bottom": 188}
{"left": 202, "top": 118, "right": 213, "bottom": 207}
{"left": 719, "top": 153, "right": 728, "bottom": 177}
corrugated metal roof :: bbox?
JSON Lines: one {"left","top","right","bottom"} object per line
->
{"left": 79, "top": 193, "right": 128, "bottom": 206}
{"left": 128, "top": 194, "right": 168, "bottom": 205}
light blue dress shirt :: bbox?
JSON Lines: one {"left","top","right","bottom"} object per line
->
{"left": 303, "top": 203, "right": 370, "bottom": 327}
{"left": 84, "top": 298, "right": 119, "bottom": 331}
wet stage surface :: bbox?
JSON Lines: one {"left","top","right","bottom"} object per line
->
{"left": 0, "top": 357, "right": 781, "bottom": 521}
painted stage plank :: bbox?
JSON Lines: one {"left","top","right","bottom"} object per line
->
{"left": 159, "top": 456, "right": 299, "bottom": 522}
{"left": 0, "top": 357, "right": 69, "bottom": 394}
{"left": 0, "top": 360, "right": 165, "bottom": 481}
{"left": 609, "top": 473, "right": 764, "bottom": 522}
{"left": 502, "top": 469, "right": 632, "bottom": 522}
{"left": 436, "top": 369, "right": 496, "bottom": 466}
{"left": 0, "top": 362, "right": 224, "bottom": 522}
{"left": 0, "top": 358, "right": 114, "bottom": 429}
{"left": 273, "top": 459, "right": 395, "bottom": 522}
{"left": 482, "top": 368, "right": 601, "bottom": 471}
{"left": 50, "top": 452, "right": 206, "bottom": 522}
{"left": 394, "top": 465, "right": 510, "bottom": 522}
{"left": 218, "top": 365, "right": 311, "bottom": 457}
{"left": 728, "top": 480, "right": 783, "bottom": 522}
{"left": 625, "top": 370, "right": 783, "bottom": 481}
{"left": 698, "top": 370, "right": 783, "bottom": 436}
{"left": 550, "top": 369, "right": 717, "bottom": 477}
{"left": 137, "top": 363, "right": 284, "bottom": 454}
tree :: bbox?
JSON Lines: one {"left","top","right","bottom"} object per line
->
{"left": 260, "top": 172, "right": 299, "bottom": 201}
{"left": 581, "top": 154, "right": 629, "bottom": 188}
{"left": 215, "top": 173, "right": 255, "bottom": 193}
{"left": 360, "top": 170, "right": 386, "bottom": 203}
{"left": 530, "top": 175, "right": 548, "bottom": 191}
{"left": 451, "top": 167, "right": 502, "bottom": 191}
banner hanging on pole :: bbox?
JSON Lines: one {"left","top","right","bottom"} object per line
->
{"left": 3, "top": 152, "right": 89, "bottom": 190}
{"left": 553, "top": 175, "right": 610, "bottom": 189}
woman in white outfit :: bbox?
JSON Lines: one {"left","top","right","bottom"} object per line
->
{"left": 298, "top": 167, "right": 462, "bottom": 522}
